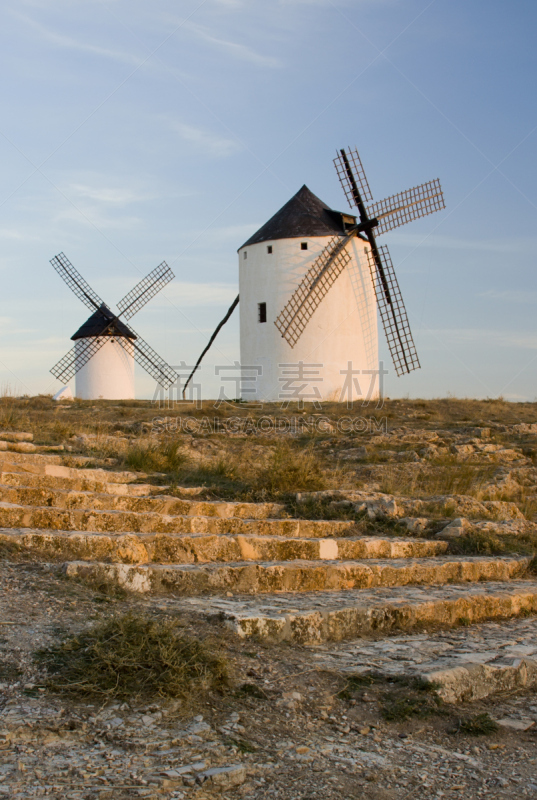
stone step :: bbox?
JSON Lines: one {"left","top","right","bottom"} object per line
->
{"left": 0, "top": 502, "right": 355, "bottom": 538}
{"left": 0, "top": 458, "right": 140, "bottom": 483}
{"left": 0, "top": 484, "right": 285, "bottom": 520}
{"left": 173, "top": 580, "right": 537, "bottom": 643}
{"left": 0, "top": 529, "right": 448, "bottom": 565}
{"left": 0, "top": 453, "right": 63, "bottom": 467}
{"left": 63, "top": 555, "right": 528, "bottom": 596}
{"left": 305, "top": 615, "right": 537, "bottom": 703}
{"left": 0, "top": 469, "right": 165, "bottom": 497}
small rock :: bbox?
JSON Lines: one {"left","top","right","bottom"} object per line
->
{"left": 437, "top": 518, "right": 472, "bottom": 538}
{"left": 198, "top": 765, "right": 246, "bottom": 790}
{"left": 402, "top": 517, "right": 429, "bottom": 534}
{"left": 497, "top": 718, "right": 535, "bottom": 731}
{"left": 338, "top": 446, "right": 368, "bottom": 460}
{"left": 282, "top": 691, "right": 303, "bottom": 702}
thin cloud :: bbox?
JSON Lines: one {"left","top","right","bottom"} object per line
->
{"left": 170, "top": 121, "right": 240, "bottom": 158}
{"left": 16, "top": 13, "right": 144, "bottom": 66}
{"left": 67, "top": 183, "right": 150, "bottom": 206}
{"left": 0, "top": 228, "right": 25, "bottom": 240}
{"left": 183, "top": 21, "right": 282, "bottom": 68}
{"left": 54, "top": 205, "right": 143, "bottom": 231}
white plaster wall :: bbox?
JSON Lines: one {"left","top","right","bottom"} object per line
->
{"left": 75, "top": 337, "right": 135, "bottom": 400}
{"left": 238, "top": 235, "right": 379, "bottom": 403}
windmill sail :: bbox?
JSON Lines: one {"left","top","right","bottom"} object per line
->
{"left": 50, "top": 337, "right": 108, "bottom": 383}
{"left": 125, "top": 326, "right": 178, "bottom": 389}
{"left": 274, "top": 235, "right": 353, "bottom": 348}
{"left": 333, "top": 147, "right": 373, "bottom": 205}
{"left": 366, "top": 245, "right": 420, "bottom": 376}
{"left": 366, "top": 179, "right": 445, "bottom": 236}
{"left": 117, "top": 262, "right": 174, "bottom": 320}
{"left": 50, "top": 253, "right": 105, "bottom": 312}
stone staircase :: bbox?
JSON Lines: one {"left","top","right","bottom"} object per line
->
{"left": 2, "top": 451, "right": 537, "bottom": 702}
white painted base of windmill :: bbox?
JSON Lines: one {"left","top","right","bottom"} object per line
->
{"left": 74, "top": 338, "right": 135, "bottom": 400}
{"left": 238, "top": 235, "right": 379, "bottom": 404}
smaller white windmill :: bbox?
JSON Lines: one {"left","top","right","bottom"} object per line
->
{"left": 50, "top": 253, "right": 178, "bottom": 400}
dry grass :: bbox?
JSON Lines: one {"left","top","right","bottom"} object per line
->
{"left": 284, "top": 494, "right": 359, "bottom": 521}
{"left": 447, "top": 531, "right": 537, "bottom": 558}
{"left": 455, "top": 713, "right": 499, "bottom": 735}
{"left": 156, "top": 442, "right": 330, "bottom": 502}
{"left": 253, "top": 443, "right": 326, "bottom": 495}
{"left": 3, "top": 394, "right": 537, "bottom": 444}
{"left": 338, "top": 672, "right": 444, "bottom": 721}
{"left": 36, "top": 613, "right": 229, "bottom": 701}
{"left": 124, "top": 440, "right": 189, "bottom": 474}
{"left": 378, "top": 463, "right": 497, "bottom": 499}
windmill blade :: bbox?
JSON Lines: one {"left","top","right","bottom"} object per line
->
{"left": 116, "top": 262, "right": 174, "bottom": 320}
{"left": 366, "top": 245, "right": 420, "bottom": 377}
{"left": 50, "top": 336, "right": 108, "bottom": 383}
{"left": 124, "top": 326, "right": 178, "bottom": 389}
{"left": 274, "top": 235, "right": 353, "bottom": 348}
{"left": 50, "top": 252, "right": 105, "bottom": 312}
{"left": 333, "top": 147, "right": 373, "bottom": 207}
{"left": 366, "top": 179, "right": 445, "bottom": 236}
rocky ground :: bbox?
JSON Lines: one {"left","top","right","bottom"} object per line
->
{"left": 2, "top": 560, "right": 537, "bottom": 800}
{"left": 2, "top": 396, "right": 537, "bottom": 798}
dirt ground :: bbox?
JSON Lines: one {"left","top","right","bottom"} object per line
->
{"left": 1, "top": 557, "right": 537, "bottom": 800}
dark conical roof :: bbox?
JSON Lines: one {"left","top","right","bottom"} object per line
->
{"left": 71, "top": 305, "right": 136, "bottom": 341}
{"left": 239, "top": 185, "right": 352, "bottom": 249}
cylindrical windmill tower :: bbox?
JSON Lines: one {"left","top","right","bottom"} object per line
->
{"left": 238, "top": 185, "right": 379, "bottom": 404}
{"left": 71, "top": 305, "right": 136, "bottom": 400}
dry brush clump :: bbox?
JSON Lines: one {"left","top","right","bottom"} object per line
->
{"left": 36, "top": 613, "right": 229, "bottom": 701}
{"left": 447, "top": 530, "right": 537, "bottom": 558}
{"left": 454, "top": 713, "right": 499, "bottom": 736}
{"left": 124, "top": 439, "right": 190, "bottom": 474}
{"left": 338, "top": 672, "right": 445, "bottom": 721}
{"left": 119, "top": 438, "right": 332, "bottom": 502}
{"left": 378, "top": 463, "right": 497, "bottom": 499}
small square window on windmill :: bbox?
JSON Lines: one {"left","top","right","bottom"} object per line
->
{"left": 182, "top": 145, "right": 445, "bottom": 399}
{"left": 49, "top": 253, "right": 178, "bottom": 401}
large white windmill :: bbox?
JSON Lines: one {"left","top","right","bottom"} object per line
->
{"left": 183, "top": 146, "right": 445, "bottom": 403}
{"left": 50, "top": 253, "right": 178, "bottom": 400}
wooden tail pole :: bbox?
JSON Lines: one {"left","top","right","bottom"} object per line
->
{"left": 182, "top": 294, "right": 240, "bottom": 398}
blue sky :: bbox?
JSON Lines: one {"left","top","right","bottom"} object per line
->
{"left": 1, "top": 0, "right": 536, "bottom": 401}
